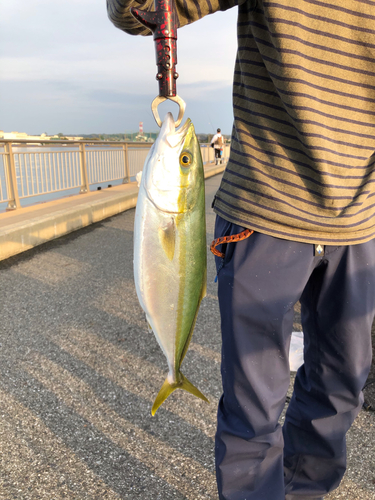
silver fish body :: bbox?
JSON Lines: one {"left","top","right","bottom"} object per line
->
{"left": 133, "top": 112, "right": 208, "bottom": 415}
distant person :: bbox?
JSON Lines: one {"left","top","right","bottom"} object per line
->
{"left": 211, "top": 128, "right": 224, "bottom": 165}
{"left": 107, "top": 1, "right": 375, "bottom": 499}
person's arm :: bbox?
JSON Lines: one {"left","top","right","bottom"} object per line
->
{"left": 107, "top": 0, "right": 154, "bottom": 36}
{"left": 107, "top": 0, "right": 245, "bottom": 36}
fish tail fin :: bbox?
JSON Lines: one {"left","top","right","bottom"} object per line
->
{"left": 179, "top": 372, "right": 210, "bottom": 404}
{"left": 151, "top": 373, "right": 209, "bottom": 416}
{"left": 151, "top": 377, "right": 177, "bottom": 416}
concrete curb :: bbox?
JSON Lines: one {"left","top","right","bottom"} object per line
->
{"left": 0, "top": 163, "right": 225, "bottom": 262}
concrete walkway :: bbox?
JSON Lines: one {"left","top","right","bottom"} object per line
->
{"left": 0, "top": 173, "right": 374, "bottom": 500}
{"left": 0, "top": 163, "right": 225, "bottom": 262}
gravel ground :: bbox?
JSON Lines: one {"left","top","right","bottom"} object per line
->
{"left": 0, "top": 174, "right": 374, "bottom": 499}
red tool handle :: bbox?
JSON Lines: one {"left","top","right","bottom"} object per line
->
{"left": 131, "top": 0, "right": 179, "bottom": 98}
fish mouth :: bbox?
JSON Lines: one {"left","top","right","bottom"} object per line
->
{"left": 156, "top": 112, "right": 192, "bottom": 147}
{"left": 165, "top": 116, "right": 191, "bottom": 148}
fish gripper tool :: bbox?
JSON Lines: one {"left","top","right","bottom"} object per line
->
{"left": 131, "top": 0, "right": 186, "bottom": 127}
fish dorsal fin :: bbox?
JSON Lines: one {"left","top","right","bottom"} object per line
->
{"left": 158, "top": 218, "right": 176, "bottom": 261}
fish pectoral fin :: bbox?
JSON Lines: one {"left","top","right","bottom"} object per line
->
{"left": 151, "top": 373, "right": 209, "bottom": 416}
{"left": 158, "top": 218, "right": 176, "bottom": 261}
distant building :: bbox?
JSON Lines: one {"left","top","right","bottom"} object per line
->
{"left": 0, "top": 131, "right": 50, "bottom": 141}
{"left": 0, "top": 131, "right": 84, "bottom": 142}
{"left": 134, "top": 121, "right": 154, "bottom": 142}
{"left": 50, "top": 135, "right": 84, "bottom": 141}
{"left": 134, "top": 134, "right": 148, "bottom": 141}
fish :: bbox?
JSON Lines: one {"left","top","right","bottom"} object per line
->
{"left": 133, "top": 112, "right": 209, "bottom": 416}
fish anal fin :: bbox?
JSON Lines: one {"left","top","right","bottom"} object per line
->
{"left": 201, "top": 278, "right": 207, "bottom": 300}
{"left": 151, "top": 372, "right": 209, "bottom": 416}
{"left": 145, "top": 314, "right": 153, "bottom": 333}
{"left": 158, "top": 218, "right": 176, "bottom": 261}
{"left": 180, "top": 282, "right": 206, "bottom": 363}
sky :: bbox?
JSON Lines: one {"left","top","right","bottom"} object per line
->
{"left": 0, "top": 0, "right": 239, "bottom": 136}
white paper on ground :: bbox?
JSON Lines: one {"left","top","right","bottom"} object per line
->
{"left": 289, "top": 331, "right": 304, "bottom": 371}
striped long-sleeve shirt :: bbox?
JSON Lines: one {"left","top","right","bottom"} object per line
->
{"left": 107, "top": 0, "right": 375, "bottom": 245}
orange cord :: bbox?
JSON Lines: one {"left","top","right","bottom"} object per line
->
{"left": 210, "top": 229, "right": 254, "bottom": 258}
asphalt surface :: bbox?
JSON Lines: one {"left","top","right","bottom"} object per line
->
{"left": 0, "top": 174, "right": 374, "bottom": 500}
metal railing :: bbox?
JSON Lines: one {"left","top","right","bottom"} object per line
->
{"left": 0, "top": 139, "right": 229, "bottom": 211}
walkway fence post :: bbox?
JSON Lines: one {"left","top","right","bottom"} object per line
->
{"left": 79, "top": 143, "right": 89, "bottom": 193}
{"left": 5, "top": 142, "right": 21, "bottom": 210}
{"left": 122, "top": 143, "right": 130, "bottom": 184}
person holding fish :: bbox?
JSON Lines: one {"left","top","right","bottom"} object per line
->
{"left": 107, "top": 1, "right": 375, "bottom": 499}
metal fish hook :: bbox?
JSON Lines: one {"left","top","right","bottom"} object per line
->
{"left": 131, "top": 0, "right": 186, "bottom": 128}
{"left": 151, "top": 95, "right": 186, "bottom": 128}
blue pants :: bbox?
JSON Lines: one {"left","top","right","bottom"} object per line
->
{"left": 214, "top": 215, "right": 375, "bottom": 500}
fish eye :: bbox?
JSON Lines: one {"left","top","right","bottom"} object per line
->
{"left": 180, "top": 152, "right": 192, "bottom": 167}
